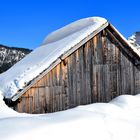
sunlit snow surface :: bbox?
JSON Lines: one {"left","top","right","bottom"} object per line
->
{"left": 1, "top": 93, "right": 140, "bottom": 140}
{"left": 0, "top": 17, "right": 107, "bottom": 98}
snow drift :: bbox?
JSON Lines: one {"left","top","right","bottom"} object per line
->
{"left": 1, "top": 93, "right": 140, "bottom": 140}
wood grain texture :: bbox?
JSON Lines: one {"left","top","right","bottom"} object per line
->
{"left": 14, "top": 30, "right": 140, "bottom": 114}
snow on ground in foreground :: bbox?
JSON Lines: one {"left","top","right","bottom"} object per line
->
{"left": 1, "top": 94, "right": 140, "bottom": 140}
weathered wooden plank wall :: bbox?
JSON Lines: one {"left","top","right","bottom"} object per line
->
{"left": 14, "top": 30, "right": 140, "bottom": 114}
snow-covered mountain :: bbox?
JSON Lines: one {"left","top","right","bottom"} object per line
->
{"left": 128, "top": 32, "right": 140, "bottom": 50}
{"left": 0, "top": 44, "right": 32, "bottom": 73}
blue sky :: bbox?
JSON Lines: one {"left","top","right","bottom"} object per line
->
{"left": 0, "top": 0, "right": 139, "bottom": 49}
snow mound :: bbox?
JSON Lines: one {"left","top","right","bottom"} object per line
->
{"left": 0, "top": 94, "right": 19, "bottom": 119}
{"left": 1, "top": 94, "right": 140, "bottom": 140}
{"left": 0, "top": 17, "right": 107, "bottom": 98}
{"left": 42, "top": 17, "right": 106, "bottom": 45}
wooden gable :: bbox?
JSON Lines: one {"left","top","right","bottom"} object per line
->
{"left": 10, "top": 24, "right": 140, "bottom": 114}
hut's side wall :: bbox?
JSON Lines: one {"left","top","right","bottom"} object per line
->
{"left": 14, "top": 30, "right": 140, "bottom": 114}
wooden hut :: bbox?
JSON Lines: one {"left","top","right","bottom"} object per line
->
{"left": 2, "top": 17, "right": 140, "bottom": 114}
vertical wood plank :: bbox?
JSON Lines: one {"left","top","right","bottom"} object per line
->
{"left": 76, "top": 50, "right": 81, "bottom": 105}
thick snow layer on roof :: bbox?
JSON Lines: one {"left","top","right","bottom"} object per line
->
{"left": 42, "top": 17, "right": 106, "bottom": 45}
{"left": 1, "top": 94, "right": 140, "bottom": 140}
{"left": 0, "top": 17, "right": 107, "bottom": 98}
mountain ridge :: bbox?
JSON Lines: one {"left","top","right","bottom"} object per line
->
{"left": 128, "top": 32, "right": 140, "bottom": 50}
{"left": 0, "top": 44, "right": 32, "bottom": 74}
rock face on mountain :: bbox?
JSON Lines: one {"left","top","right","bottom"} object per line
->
{"left": 0, "top": 44, "right": 32, "bottom": 74}
{"left": 128, "top": 32, "right": 140, "bottom": 50}
{"left": 135, "top": 32, "right": 140, "bottom": 46}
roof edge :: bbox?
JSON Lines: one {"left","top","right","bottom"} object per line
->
{"left": 108, "top": 24, "right": 140, "bottom": 61}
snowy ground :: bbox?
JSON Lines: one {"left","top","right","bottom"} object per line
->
{"left": 1, "top": 94, "right": 140, "bottom": 140}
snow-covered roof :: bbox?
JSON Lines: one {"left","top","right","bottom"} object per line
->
{"left": 0, "top": 17, "right": 108, "bottom": 99}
